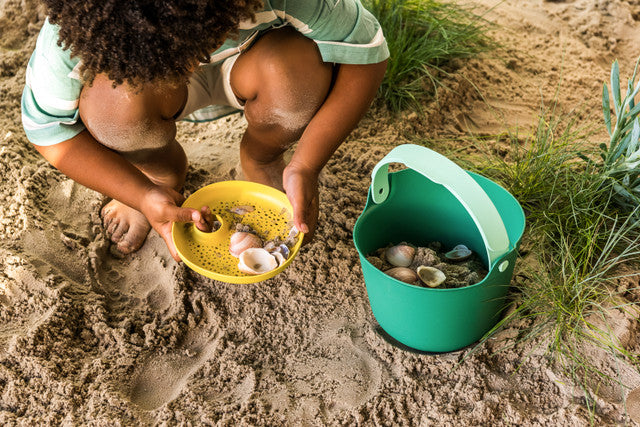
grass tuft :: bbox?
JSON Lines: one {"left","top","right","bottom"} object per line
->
{"left": 364, "top": 0, "right": 495, "bottom": 113}
{"left": 470, "top": 101, "right": 640, "bottom": 407}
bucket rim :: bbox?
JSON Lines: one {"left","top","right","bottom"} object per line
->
{"left": 352, "top": 168, "right": 526, "bottom": 242}
{"left": 353, "top": 167, "right": 526, "bottom": 267}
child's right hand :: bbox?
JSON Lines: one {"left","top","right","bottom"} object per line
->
{"left": 139, "top": 185, "right": 209, "bottom": 262}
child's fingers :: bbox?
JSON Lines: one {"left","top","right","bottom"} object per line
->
{"left": 164, "top": 204, "right": 211, "bottom": 233}
{"left": 292, "top": 198, "right": 310, "bottom": 234}
{"left": 155, "top": 224, "right": 183, "bottom": 262}
{"left": 195, "top": 206, "right": 212, "bottom": 232}
{"left": 202, "top": 205, "right": 212, "bottom": 225}
{"left": 164, "top": 232, "right": 182, "bottom": 262}
{"left": 165, "top": 205, "right": 201, "bottom": 224}
{"left": 289, "top": 187, "right": 310, "bottom": 234}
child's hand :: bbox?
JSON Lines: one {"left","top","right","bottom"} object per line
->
{"left": 282, "top": 163, "right": 319, "bottom": 244}
{"left": 139, "top": 185, "right": 209, "bottom": 261}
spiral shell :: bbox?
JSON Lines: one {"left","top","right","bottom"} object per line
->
{"left": 385, "top": 244, "right": 416, "bottom": 267}
{"left": 229, "top": 232, "right": 263, "bottom": 258}
{"left": 384, "top": 267, "right": 418, "bottom": 284}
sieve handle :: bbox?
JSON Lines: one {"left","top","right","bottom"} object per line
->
{"left": 370, "top": 144, "right": 510, "bottom": 266}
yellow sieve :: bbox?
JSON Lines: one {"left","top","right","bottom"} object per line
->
{"left": 171, "top": 180, "right": 304, "bottom": 284}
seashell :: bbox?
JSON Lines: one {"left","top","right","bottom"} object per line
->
{"left": 263, "top": 240, "right": 278, "bottom": 252}
{"left": 288, "top": 226, "right": 299, "bottom": 239}
{"left": 385, "top": 243, "right": 416, "bottom": 267}
{"left": 417, "top": 266, "right": 446, "bottom": 288}
{"left": 272, "top": 251, "right": 286, "bottom": 267}
{"left": 229, "top": 231, "right": 262, "bottom": 258}
{"left": 228, "top": 205, "right": 254, "bottom": 215}
{"left": 444, "top": 244, "right": 472, "bottom": 262}
{"left": 384, "top": 267, "right": 418, "bottom": 284}
{"left": 238, "top": 248, "right": 278, "bottom": 275}
{"left": 276, "top": 243, "right": 290, "bottom": 259}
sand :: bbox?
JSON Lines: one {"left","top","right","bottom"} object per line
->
{"left": 1, "top": 0, "right": 640, "bottom": 424}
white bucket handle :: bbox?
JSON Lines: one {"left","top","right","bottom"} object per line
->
{"left": 370, "top": 144, "right": 510, "bottom": 266}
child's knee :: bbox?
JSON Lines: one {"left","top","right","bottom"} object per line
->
{"left": 234, "top": 28, "right": 333, "bottom": 139}
{"left": 79, "top": 75, "right": 180, "bottom": 152}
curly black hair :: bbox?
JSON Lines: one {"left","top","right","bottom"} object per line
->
{"left": 42, "top": 0, "right": 263, "bottom": 86}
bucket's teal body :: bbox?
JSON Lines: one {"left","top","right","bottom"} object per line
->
{"left": 353, "top": 145, "right": 525, "bottom": 352}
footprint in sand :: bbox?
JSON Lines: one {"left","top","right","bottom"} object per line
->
{"left": 22, "top": 180, "right": 97, "bottom": 283}
{"left": 93, "top": 233, "right": 178, "bottom": 312}
{"left": 281, "top": 319, "right": 383, "bottom": 419}
{"left": 129, "top": 306, "right": 221, "bottom": 411}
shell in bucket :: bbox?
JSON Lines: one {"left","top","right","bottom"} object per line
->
{"left": 353, "top": 145, "right": 525, "bottom": 352}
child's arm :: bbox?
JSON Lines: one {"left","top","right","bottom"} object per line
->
{"left": 283, "top": 60, "right": 387, "bottom": 234}
{"left": 34, "top": 130, "right": 205, "bottom": 260}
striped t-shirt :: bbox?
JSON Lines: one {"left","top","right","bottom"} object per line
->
{"left": 21, "top": 0, "right": 389, "bottom": 146}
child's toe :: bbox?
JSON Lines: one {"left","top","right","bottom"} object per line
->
{"left": 106, "top": 219, "right": 120, "bottom": 236}
{"left": 116, "top": 232, "right": 145, "bottom": 254}
{"left": 110, "top": 223, "right": 129, "bottom": 242}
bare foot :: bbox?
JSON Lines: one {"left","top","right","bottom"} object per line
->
{"left": 101, "top": 199, "right": 152, "bottom": 254}
{"left": 240, "top": 155, "right": 286, "bottom": 191}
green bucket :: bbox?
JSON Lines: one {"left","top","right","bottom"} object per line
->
{"left": 353, "top": 144, "right": 525, "bottom": 352}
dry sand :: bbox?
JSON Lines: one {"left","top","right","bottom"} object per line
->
{"left": 1, "top": 0, "right": 640, "bottom": 424}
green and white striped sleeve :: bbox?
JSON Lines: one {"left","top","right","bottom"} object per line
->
{"left": 21, "top": 19, "right": 85, "bottom": 146}
{"left": 275, "top": 0, "right": 389, "bottom": 65}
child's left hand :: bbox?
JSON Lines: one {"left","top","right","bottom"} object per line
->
{"left": 282, "top": 162, "right": 319, "bottom": 244}
{"left": 139, "top": 185, "right": 211, "bottom": 261}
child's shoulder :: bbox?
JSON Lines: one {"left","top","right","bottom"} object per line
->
{"left": 33, "top": 19, "right": 81, "bottom": 72}
{"left": 25, "top": 18, "right": 83, "bottom": 118}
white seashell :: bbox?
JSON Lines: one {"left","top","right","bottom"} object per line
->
{"left": 272, "top": 251, "right": 286, "bottom": 267}
{"left": 417, "top": 266, "right": 446, "bottom": 288}
{"left": 288, "top": 226, "right": 299, "bottom": 239}
{"left": 276, "top": 243, "right": 290, "bottom": 259}
{"left": 444, "top": 244, "right": 472, "bottom": 262}
{"left": 238, "top": 248, "right": 279, "bottom": 275}
{"left": 229, "top": 231, "right": 262, "bottom": 258}
{"left": 385, "top": 244, "right": 416, "bottom": 267}
{"left": 228, "top": 205, "right": 254, "bottom": 215}
{"left": 384, "top": 267, "right": 418, "bottom": 284}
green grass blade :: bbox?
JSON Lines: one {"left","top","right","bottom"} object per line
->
{"left": 611, "top": 60, "right": 621, "bottom": 111}
{"left": 626, "top": 100, "right": 640, "bottom": 120}
{"left": 603, "top": 83, "right": 612, "bottom": 136}
{"left": 626, "top": 119, "right": 640, "bottom": 157}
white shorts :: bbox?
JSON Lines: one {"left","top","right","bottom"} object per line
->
{"left": 176, "top": 54, "right": 245, "bottom": 122}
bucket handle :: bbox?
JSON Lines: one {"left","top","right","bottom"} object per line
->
{"left": 371, "top": 144, "right": 510, "bottom": 266}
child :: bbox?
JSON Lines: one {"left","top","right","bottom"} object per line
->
{"left": 21, "top": 0, "right": 389, "bottom": 261}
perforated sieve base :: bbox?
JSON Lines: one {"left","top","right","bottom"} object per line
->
{"left": 171, "top": 181, "right": 303, "bottom": 284}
